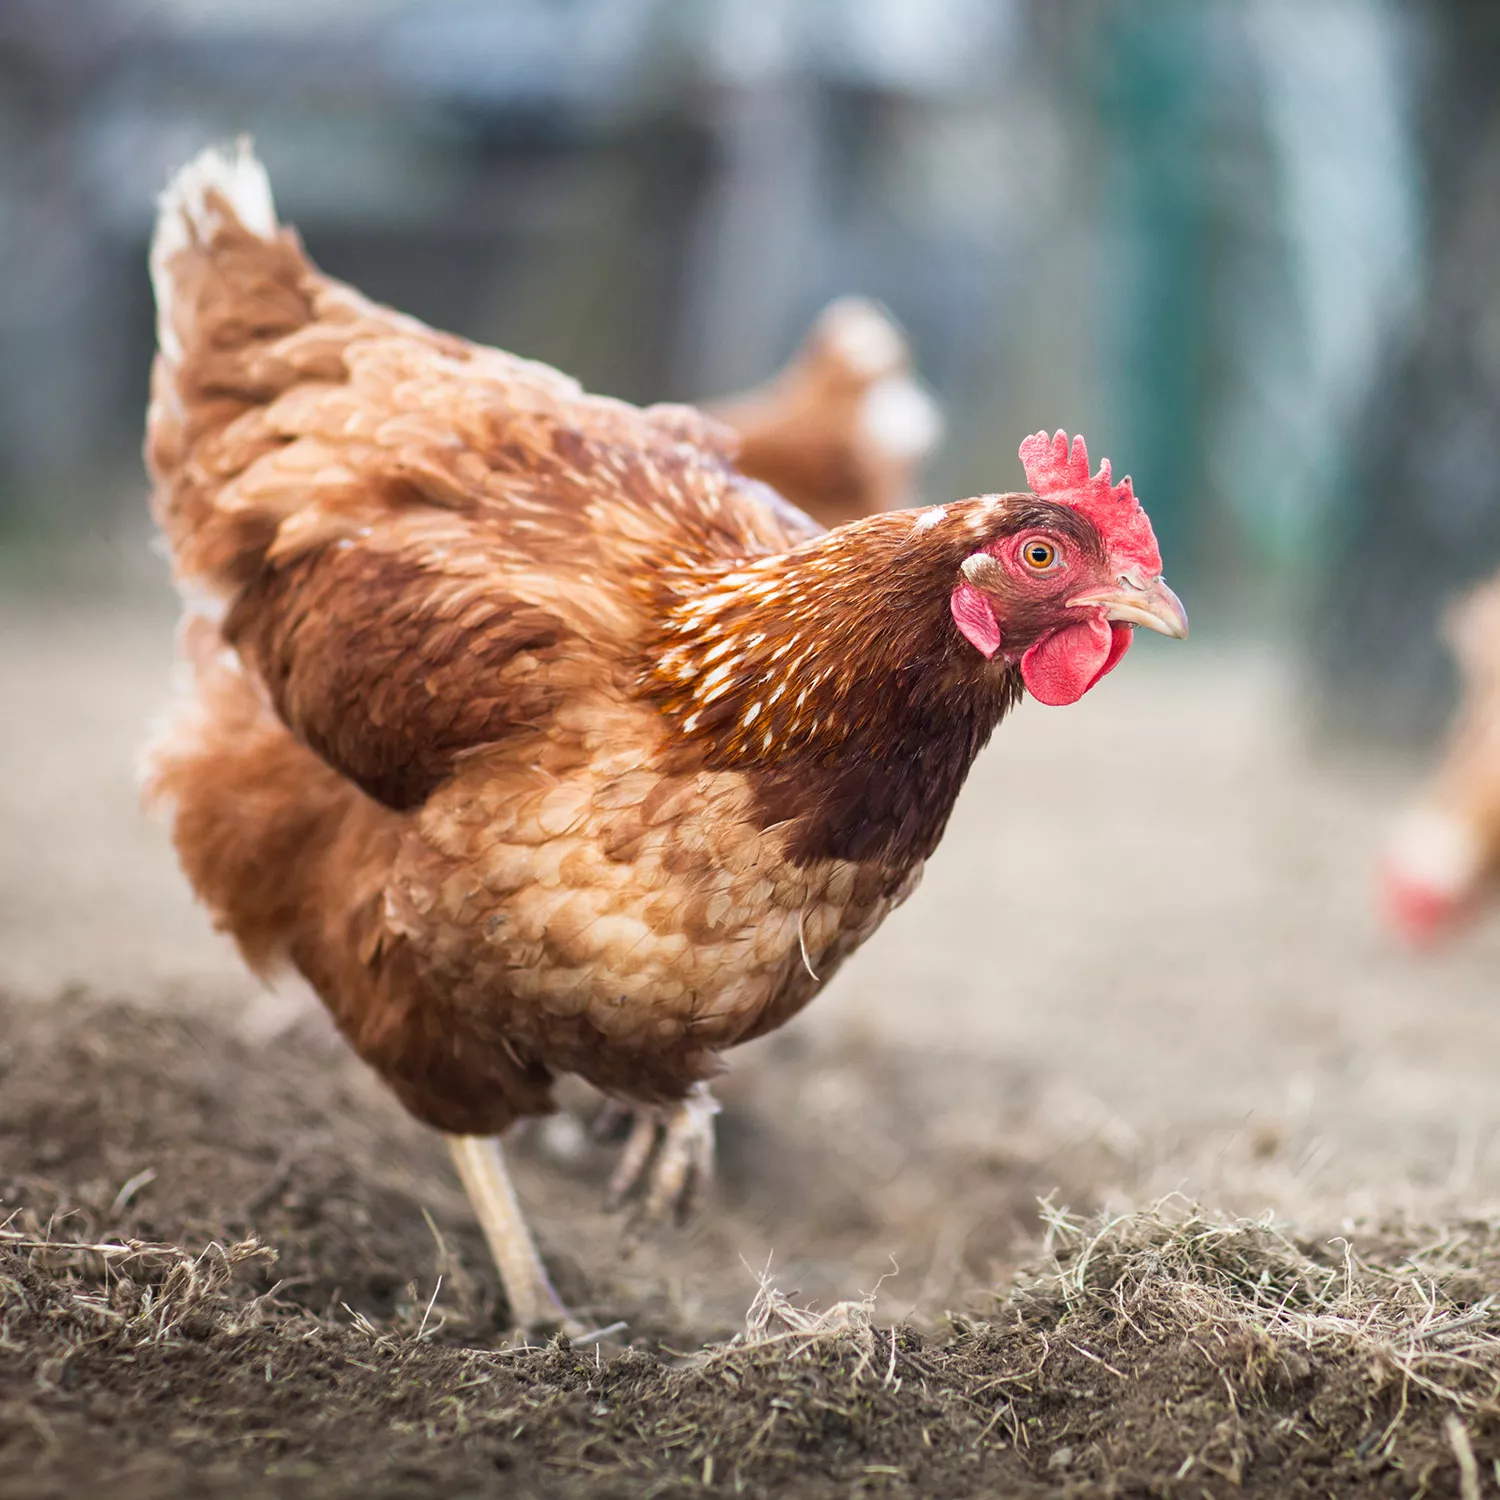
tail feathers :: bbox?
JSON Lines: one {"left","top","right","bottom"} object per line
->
{"left": 150, "top": 138, "right": 278, "bottom": 366}
{"left": 146, "top": 139, "right": 313, "bottom": 597}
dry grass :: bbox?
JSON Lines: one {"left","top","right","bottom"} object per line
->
{"left": 8, "top": 1180, "right": 1500, "bottom": 1497}
{"left": 999, "top": 1198, "right": 1500, "bottom": 1491}
{"left": 1033, "top": 1196, "right": 1500, "bottom": 1413}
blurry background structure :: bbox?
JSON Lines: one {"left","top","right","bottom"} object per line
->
{"left": 0, "top": 0, "right": 1496, "bottom": 737}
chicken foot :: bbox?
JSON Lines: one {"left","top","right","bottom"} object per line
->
{"left": 444, "top": 1133, "right": 582, "bottom": 1337}
{"left": 603, "top": 1083, "right": 720, "bottom": 1222}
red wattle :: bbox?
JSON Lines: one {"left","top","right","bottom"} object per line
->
{"left": 1021, "top": 617, "right": 1121, "bottom": 706}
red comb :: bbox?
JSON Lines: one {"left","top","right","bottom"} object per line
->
{"left": 1019, "top": 430, "right": 1161, "bottom": 575}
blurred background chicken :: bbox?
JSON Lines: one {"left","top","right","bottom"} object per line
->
{"left": 1383, "top": 579, "right": 1500, "bottom": 944}
{"left": 705, "top": 297, "right": 942, "bottom": 529}
{"left": 142, "top": 142, "right": 1184, "bottom": 1333}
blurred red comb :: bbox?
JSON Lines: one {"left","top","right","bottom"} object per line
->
{"left": 1380, "top": 860, "right": 1466, "bottom": 947}
{"left": 1019, "top": 430, "right": 1161, "bottom": 575}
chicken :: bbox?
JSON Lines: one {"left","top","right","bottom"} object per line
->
{"left": 1383, "top": 577, "right": 1500, "bottom": 942}
{"left": 705, "top": 297, "right": 942, "bottom": 528}
{"left": 142, "top": 143, "right": 1188, "bottom": 1333}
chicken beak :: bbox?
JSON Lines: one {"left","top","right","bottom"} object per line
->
{"left": 1070, "top": 577, "right": 1189, "bottom": 639}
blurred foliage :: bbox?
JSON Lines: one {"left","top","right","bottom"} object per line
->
{"left": 1317, "top": 1, "right": 1500, "bottom": 739}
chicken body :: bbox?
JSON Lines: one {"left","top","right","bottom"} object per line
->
{"left": 144, "top": 146, "right": 1184, "bottom": 1327}
{"left": 148, "top": 208, "right": 922, "bottom": 1140}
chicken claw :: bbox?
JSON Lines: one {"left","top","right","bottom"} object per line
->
{"left": 604, "top": 1084, "right": 720, "bottom": 1222}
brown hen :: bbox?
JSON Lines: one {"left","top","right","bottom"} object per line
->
{"left": 143, "top": 143, "right": 1186, "bottom": 1332}
{"left": 707, "top": 297, "right": 942, "bottom": 527}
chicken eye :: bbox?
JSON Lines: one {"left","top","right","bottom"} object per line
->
{"left": 1022, "top": 539, "right": 1058, "bottom": 571}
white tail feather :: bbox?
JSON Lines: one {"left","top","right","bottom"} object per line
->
{"left": 150, "top": 138, "right": 277, "bottom": 365}
{"left": 859, "top": 374, "right": 943, "bottom": 461}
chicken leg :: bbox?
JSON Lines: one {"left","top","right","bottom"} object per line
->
{"left": 444, "top": 1134, "right": 581, "bottom": 1336}
{"left": 604, "top": 1083, "right": 720, "bottom": 1222}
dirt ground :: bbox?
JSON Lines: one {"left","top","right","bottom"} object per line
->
{"left": 5, "top": 583, "right": 1500, "bottom": 1497}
